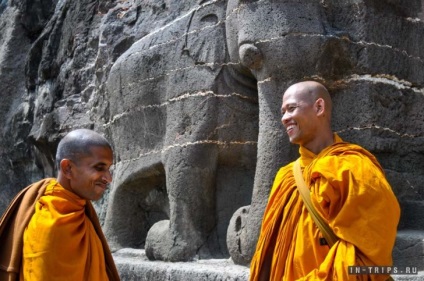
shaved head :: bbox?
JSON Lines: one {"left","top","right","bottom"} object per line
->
{"left": 55, "top": 129, "right": 112, "bottom": 170}
{"left": 281, "top": 81, "right": 334, "bottom": 153}
{"left": 287, "top": 81, "right": 332, "bottom": 117}
{"left": 283, "top": 81, "right": 332, "bottom": 122}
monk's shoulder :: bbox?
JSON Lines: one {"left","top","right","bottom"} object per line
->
{"left": 312, "top": 149, "right": 382, "bottom": 184}
{"left": 275, "top": 162, "right": 294, "bottom": 179}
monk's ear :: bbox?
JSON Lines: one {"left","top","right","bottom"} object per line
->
{"left": 60, "top": 159, "right": 73, "bottom": 179}
{"left": 315, "top": 98, "right": 325, "bottom": 116}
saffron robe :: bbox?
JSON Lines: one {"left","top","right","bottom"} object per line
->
{"left": 250, "top": 135, "right": 400, "bottom": 281}
{"left": 0, "top": 178, "right": 120, "bottom": 281}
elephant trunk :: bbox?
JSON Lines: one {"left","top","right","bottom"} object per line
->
{"left": 227, "top": 78, "right": 294, "bottom": 265}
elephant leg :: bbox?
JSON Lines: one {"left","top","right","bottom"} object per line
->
{"left": 145, "top": 144, "right": 218, "bottom": 261}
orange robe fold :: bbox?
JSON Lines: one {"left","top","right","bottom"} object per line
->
{"left": 21, "top": 179, "right": 109, "bottom": 280}
{"left": 250, "top": 135, "right": 400, "bottom": 281}
{"left": 0, "top": 178, "right": 120, "bottom": 281}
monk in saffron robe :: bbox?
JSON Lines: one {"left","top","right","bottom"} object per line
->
{"left": 0, "top": 129, "right": 120, "bottom": 281}
{"left": 249, "top": 81, "right": 400, "bottom": 280}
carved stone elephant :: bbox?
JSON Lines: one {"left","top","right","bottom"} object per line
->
{"left": 103, "top": 0, "right": 259, "bottom": 261}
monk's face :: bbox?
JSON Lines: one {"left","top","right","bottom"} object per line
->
{"left": 68, "top": 146, "right": 113, "bottom": 201}
{"left": 281, "top": 85, "right": 319, "bottom": 146}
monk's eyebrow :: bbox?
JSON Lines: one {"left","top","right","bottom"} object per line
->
{"left": 94, "top": 163, "right": 110, "bottom": 169}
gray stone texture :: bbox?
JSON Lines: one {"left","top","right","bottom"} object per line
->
{"left": 0, "top": 0, "right": 423, "bottom": 279}
{"left": 113, "top": 248, "right": 249, "bottom": 281}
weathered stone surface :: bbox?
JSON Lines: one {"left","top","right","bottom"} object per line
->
{"left": 113, "top": 248, "right": 249, "bottom": 281}
{"left": 0, "top": 0, "right": 53, "bottom": 212}
{"left": 0, "top": 0, "right": 423, "bottom": 278}
{"left": 113, "top": 247, "right": 423, "bottom": 281}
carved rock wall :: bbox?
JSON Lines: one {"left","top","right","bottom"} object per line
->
{"left": 0, "top": 0, "right": 423, "bottom": 274}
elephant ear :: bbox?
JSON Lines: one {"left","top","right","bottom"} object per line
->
{"left": 184, "top": 0, "right": 227, "bottom": 71}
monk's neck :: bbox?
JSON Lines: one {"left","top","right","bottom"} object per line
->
{"left": 303, "top": 133, "right": 334, "bottom": 155}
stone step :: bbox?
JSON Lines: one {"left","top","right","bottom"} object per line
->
{"left": 113, "top": 229, "right": 424, "bottom": 281}
{"left": 113, "top": 248, "right": 249, "bottom": 281}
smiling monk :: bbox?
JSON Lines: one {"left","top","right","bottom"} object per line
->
{"left": 0, "top": 129, "right": 120, "bottom": 281}
{"left": 249, "top": 81, "right": 400, "bottom": 281}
